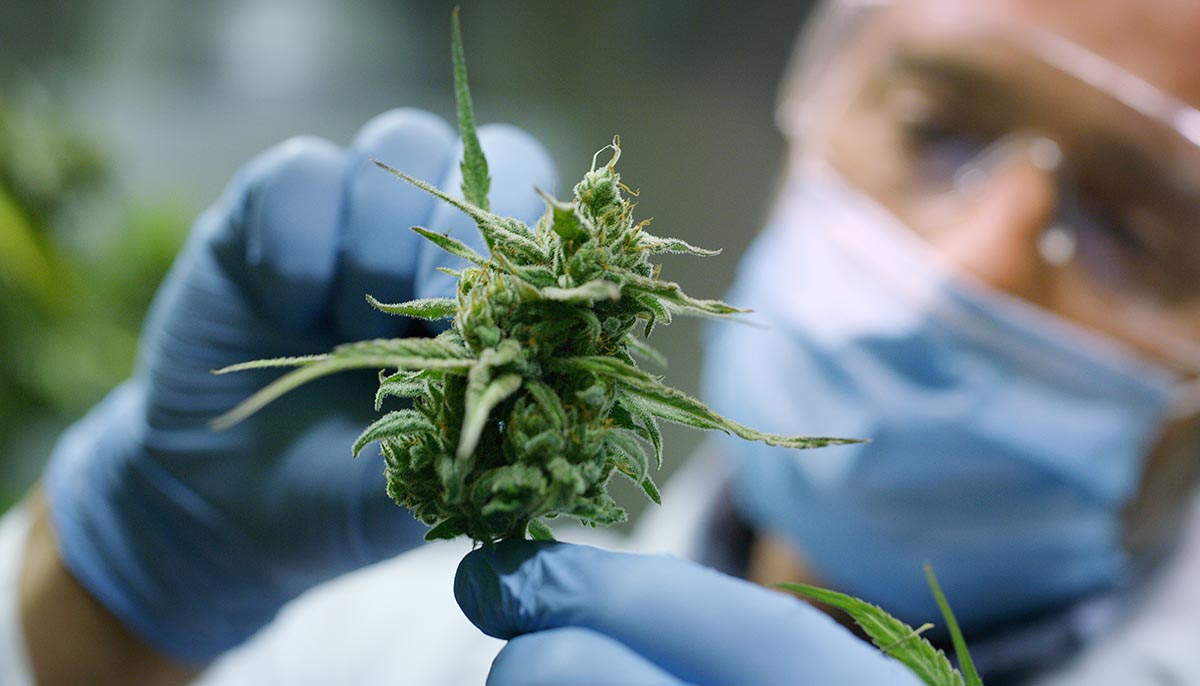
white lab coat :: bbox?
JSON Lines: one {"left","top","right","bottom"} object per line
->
{"left": 4, "top": 451, "right": 1200, "bottom": 685}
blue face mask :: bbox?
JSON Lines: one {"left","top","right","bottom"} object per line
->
{"left": 701, "top": 170, "right": 1192, "bottom": 632}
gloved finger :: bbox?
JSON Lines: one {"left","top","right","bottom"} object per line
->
{"left": 331, "top": 108, "right": 458, "bottom": 340}
{"left": 488, "top": 628, "right": 685, "bottom": 686}
{"left": 456, "top": 541, "right": 922, "bottom": 686}
{"left": 414, "top": 123, "right": 557, "bottom": 303}
{"left": 206, "top": 134, "right": 346, "bottom": 333}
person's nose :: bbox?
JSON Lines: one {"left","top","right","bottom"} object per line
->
{"left": 935, "top": 137, "right": 1061, "bottom": 305}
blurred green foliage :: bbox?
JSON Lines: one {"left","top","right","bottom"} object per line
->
{"left": 0, "top": 92, "right": 185, "bottom": 510}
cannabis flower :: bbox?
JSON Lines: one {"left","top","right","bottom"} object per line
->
{"left": 214, "top": 11, "right": 849, "bottom": 543}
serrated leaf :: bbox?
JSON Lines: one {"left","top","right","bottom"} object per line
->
{"left": 451, "top": 8, "right": 490, "bottom": 211}
{"left": 375, "top": 161, "right": 543, "bottom": 260}
{"left": 607, "top": 266, "right": 744, "bottom": 318}
{"left": 780, "top": 583, "right": 963, "bottom": 686}
{"left": 539, "top": 279, "right": 621, "bottom": 303}
{"left": 459, "top": 373, "right": 523, "bottom": 459}
{"left": 925, "top": 565, "right": 982, "bottom": 686}
{"left": 212, "top": 354, "right": 329, "bottom": 374}
{"left": 638, "top": 232, "right": 721, "bottom": 256}
{"left": 409, "top": 225, "right": 488, "bottom": 266}
{"left": 375, "top": 370, "right": 432, "bottom": 410}
{"left": 526, "top": 519, "right": 556, "bottom": 542}
{"left": 366, "top": 294, "right": 457, "bottom": 320}
{"left": 353, "top": 409, "right": 436, "bottom": 457}
{"left": 560, "top": 356, "right": 859, "bottom": 450}
{"left": 212, "top": 337, "right": 474, "bottom": 429}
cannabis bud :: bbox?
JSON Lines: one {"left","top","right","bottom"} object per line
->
{"left": 214, "top": 10, "right": 850, "bottom": 543}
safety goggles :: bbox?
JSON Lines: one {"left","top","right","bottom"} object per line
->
{"left": 777, "top": 0, "right": 1200, "bottom": 374}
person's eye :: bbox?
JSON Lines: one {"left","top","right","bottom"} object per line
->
{"left": 898, "top": 116, "right": 993, "bottom": 187}
{"left": 1070, "top": 194, "right": 1173, "bottom": 296}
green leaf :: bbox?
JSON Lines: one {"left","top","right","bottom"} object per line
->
{"left": 608, "top": 397, "right": 662, "bottom": 470}
{"left": 524, "top": 379, "right": 567, "bottom": 429}
{"left": 637, "top": 232, "right": 721, "bottom": 256}
{"left": 607, "top": 265, "right": 744, "bottom": 317}
{"left": 925, "top": 565, "right": 982, "bottom": 686}
{"left": 375, "top": 370, "right": 432, "bottom": 410}
{"left": 539, "top": 279, "right": 621, "bottom": 303}
{"left": 535, "top": 188, "right": 590, "bottom": 241}
{"left": 451, "top": 7, "right": 490, "bottom": 211}
{"left": 352, "top": 409, "right": 436, "bottom": 457}
{"left": 780, "top": 583, "right": 963, "bottom": 686}
{"left": 375, "top": 161, "right": 542, "bottom": 260}
{"left": 635, "top": 293, "right": 670, "bottom": 338}
{"left": 211, "top": 354, "right": 329, "bottom": 374}
{"left": 425, "top": 518, "right": 463, "bottom": 541}
{"left": 212, "top": 337, "right": 474, "bottom": 430}
{"left": 625, "top": 334, "right": 667, "bottom": 367}
{"left": 630, "top": 400, "right": 663, "bottom": 469}
{"left": 560, "top": 356, "right": 859, "bottom": 450}
{"left": 526, "top": 519, "right": 556, "bottom": 541}
{"left": 640, "top": 473, "right": 662, "bottom": 505}
{"left": 366, "top": 294, "right": 457, "bottom": 320}
{"left": 511, "top": 263, "right": 559, "bottom": 288}
{"left": 410, "top": 225, "right": 488, "bottom": 266}
{"left": 605, "top": 430, "right": 649, "bottom": 483}
{"left": 459, "top": 372, "right": 523, "bottom": 458}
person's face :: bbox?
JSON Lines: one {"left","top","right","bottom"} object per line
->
{"left": 810, "top": 0, "right": 1200, "bottom": 553}
{"left": 818, "top": 0, "right": 1200, "bottom": 369}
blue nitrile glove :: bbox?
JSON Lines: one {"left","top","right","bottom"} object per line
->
{"left": 455, "top": 541, "right": 923, "bottom": 686}
{"left": 42, "top": 109, "right": 556, "bottom": 664}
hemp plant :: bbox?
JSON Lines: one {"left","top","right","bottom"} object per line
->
{"left": 212, "top": 12, "right": 983, "bottom": 684}
{"left": 783, "top": 565, "right": 983, "bottom": 686}
{"left": 213, "top": 10, "right": 850, "bottom": 543}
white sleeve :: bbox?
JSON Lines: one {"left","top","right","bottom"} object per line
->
{"left": 0, "top": 503, "right": 34, "bottom": 686}
{"left": 197, "top": 526, "right": 625, "bottom": 686}
{"left": 1028, "top": 492, "right": 1200, "bottom": 686}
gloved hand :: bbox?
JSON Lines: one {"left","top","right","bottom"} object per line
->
{"left": 455, "top": 541, "right": 923, "bottom": 686}
{"left": 42, "top": 108, "right": 556, "bottom": 663}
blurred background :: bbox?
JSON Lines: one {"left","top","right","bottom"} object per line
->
{"left": 0, "top": 0, "right": 815, "bottom": 518}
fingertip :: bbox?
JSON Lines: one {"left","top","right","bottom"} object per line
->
{"left": 475, "top": 123, "right": 559, "bottom": 218}
{"left": 332, "top": 109, "right": 459, "bottom": 339}
{"left": 350, "top": 108, "right": 457, "bottom": 159}
{"left": 223, "top": 134, "right": 345, "bottom": 332}
{"left": 454, "top": 539, "right": 557, "bottom": 638}
{"left": 489, "top": 629, "right": 682, "bottom": 686}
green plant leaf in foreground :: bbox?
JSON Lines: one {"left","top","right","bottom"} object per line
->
{"left": 451, "top": 7, "right": 489, "bottom": 211}
{"left": 925, "top": 565, "right": 982, "bottom": 686}
{"left": 366, "top": 295, "right": 457, "bottom": 320}
{"left": 779, "top": 583, "right": 964, "bottom": 686}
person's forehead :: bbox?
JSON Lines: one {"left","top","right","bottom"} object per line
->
{"left": 881, "top": 0, "right": 1200, "bottom": 110}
